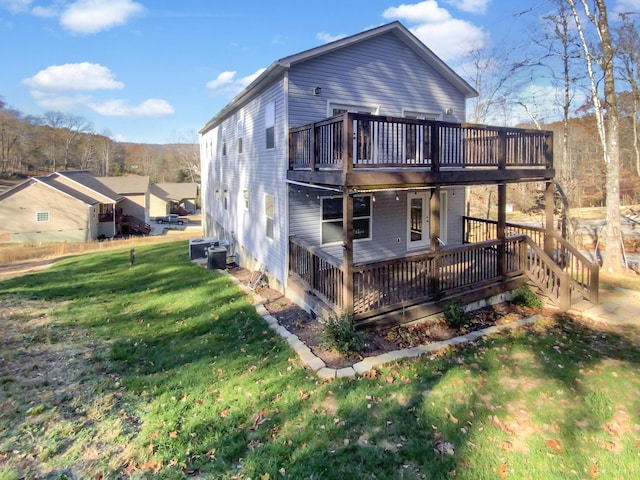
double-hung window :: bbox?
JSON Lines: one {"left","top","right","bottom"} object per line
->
{"left": 237, "top": 120, "right": 243, "bottom": 153}
{"left": 321, "top": 195, "right": 371, "bottom": 245}
{"left": 265, "top": 194, "right": 274, "bottom": 239}
{"left": 265, "top": 102, "right": 275, "bottom": 149}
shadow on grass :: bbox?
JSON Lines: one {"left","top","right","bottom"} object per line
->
{"left": 2, "top": 241, "right": 640, "bottom": 479}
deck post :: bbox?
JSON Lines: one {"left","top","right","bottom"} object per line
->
{"left": 311, "top": 121, "right": 317, "bottom": 172}
{"left": 544, "top": 181, "right": 554, "bottom": 258}
{"left": 497, "top": 183, "right": 507, "bottom": 278}
{"left": 342, "top": 190, "right": 354, "bottom": 315}
{"left": 430, "top": 186, "right": 441, "bottom": 299}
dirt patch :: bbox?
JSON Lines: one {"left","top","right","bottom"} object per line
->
{"left": 227, "top": 266, "right": 543, "bottom": 369}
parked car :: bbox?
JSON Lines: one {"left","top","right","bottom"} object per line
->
{"left": 155, "top": 214, "right": 187, "bottom": 224}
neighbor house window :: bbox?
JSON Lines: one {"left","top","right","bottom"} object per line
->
{"left": 265, "top": 102, "right": 275, "bottom": 149}
{"left": 223, "top": 184, "right": 228, "bottom": 210}
{"left": 214, "top": 181, "right": 220, "bottom": 201}
{"left": 265, "top": 194, "right": 274, "bottom": 239}
{"left": 36, "top": 211, "right": 50, "bottom": 222}
{"left": 321, "top": 195, "right": 371, "bottom": 244}
{"left": 243, "top": 189, "right": 249, "bottom": 210}
{"left": 237, "top": 120, "right": 243, "bottom": 153}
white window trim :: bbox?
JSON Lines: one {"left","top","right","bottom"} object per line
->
{"left": 321, "top": 194, "right": 372, "bottom": 246}
{"left": 265, "top": 193, "right": 275, "bottom": 240}
{"left": 36, "top": 211, "right": 50, "bottom": 222}
{"left": 406, "top": 191, "right": 430, "bottom": 250}
{"left": 265, "top": 102, "right": 275, "bottom": 150}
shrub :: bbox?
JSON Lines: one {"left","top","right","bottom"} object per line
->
{"left": 512, "top": 285, "right": 543, "bottom": 309}
{"left": 443, "top": 302, "right": 469, "bottom": 330}
{"left": 322, "top": 313, "right": 364, "bottom": 354}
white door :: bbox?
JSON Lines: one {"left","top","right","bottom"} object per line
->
{"left": 407, "top": 192, "right": 430, "bottom": 249}
{"left": 406, "top": 190, "right": 448, "bottom": 249}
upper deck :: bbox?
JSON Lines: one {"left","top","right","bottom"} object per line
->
{"left": 288, "top": 112, "right": 554, "bottom": 188}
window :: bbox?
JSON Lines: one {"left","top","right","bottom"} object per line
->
{"left": 265, "top": 194, "right": 274, "bottom": 239}
{"left": 36, "top": 211, "right": 50, "bottom": 222}
{"left": 237, "top": 120, "right": 243, "bottom": 153}
{"left": 321, "top": 195, "right": 371, "bottom": 245}
{"left": 243, "top": 189, "right": 249, "bottom": 210}
{"left": 93, "top": 207, "right": 96, "bottom": 219}
{"left": 265, "top": 102, "right": 275, "bottom": 149}
{"left": 222, "top": 128, "right": 227, "bottom": 156}
{"left": 214, "top": 181, "right": 220, "bottom": 201}
{"left": 223, "top": 184, "right": 228, "bottom": 210}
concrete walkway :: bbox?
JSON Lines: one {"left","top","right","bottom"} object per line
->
{"left": 570, "top": 287, "right": 640, "bottom": 326}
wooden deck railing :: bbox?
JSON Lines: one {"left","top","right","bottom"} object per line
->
{"left": 463, "top": 216, "right": 599, "bottom": 304}
{"left": 290, "top": 113, "right": 552, "bottom": 172}
{"left": 290, "top": 235, "right": 535, "bottom": 322}
{"left": 289, "top": 237, "right": 343, "bottom": 310}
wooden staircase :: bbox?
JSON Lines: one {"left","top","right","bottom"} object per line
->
{"left": 120, "top": 215, "right": 151, "bottom": 235}
{"left": 521, "top": 233, "right": 599, "bottom": 311}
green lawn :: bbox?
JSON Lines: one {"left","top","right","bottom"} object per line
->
{"left": 1, "top": 241, "right": 639, "bottom": 479}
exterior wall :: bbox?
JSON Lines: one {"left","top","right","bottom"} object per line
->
{"left": 201, "top": 78, "right": 289, "bottom": 288}
{"left": 150, "top": 194, "right": 170, "bottom": 217}
{"left": 287, "top": 31, "right": 466, "bottom": 128}
{"left": 289, "top": 185, "right": 466, "bottom": 264}
{"left": 120, "top": 194, "right": 146, "bottom": 221}
{"left": 0, "top": 182, "right": 92, "bottom": 242}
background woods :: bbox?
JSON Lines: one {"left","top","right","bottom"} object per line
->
{"left": 0, "top": 98, "right": 199, "bottom": 183}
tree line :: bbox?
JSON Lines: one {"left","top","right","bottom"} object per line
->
{"left": 0, "top": 98, "right": 199, "bottom": 183}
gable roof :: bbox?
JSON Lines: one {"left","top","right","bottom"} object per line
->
{"left": 151, "top": 183, "right": 198, "bottom": 202}
{"left": 200, "top": 21, "right": 477, "bottom": 134}
{"left": 97, "top": 175, "right": 150, "bottom": 195}
{"left": 51, "top": 170, "right": 122, "bottom": 202}
{"left": 35, "top": 176, "right": 103, "bottom": 205}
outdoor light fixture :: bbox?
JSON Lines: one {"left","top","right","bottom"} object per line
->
{"left": 313, "top": 86, "right": 322, "bottom": 95}
{"left": 444, "top": 107, "right": 453, "bottom": 115}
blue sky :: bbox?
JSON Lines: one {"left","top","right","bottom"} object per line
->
{"left": 0, "top": 0, "right": 638, "bottom": 144}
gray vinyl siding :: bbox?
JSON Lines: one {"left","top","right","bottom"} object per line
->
{"left": 287, "top": 32, "right": 466, "bottom": 128}
{"left": 202, "top": 78, "right": 289, "bottom": 284}
{"left": 289, "top": 186, "right": 466, "bottom": 265}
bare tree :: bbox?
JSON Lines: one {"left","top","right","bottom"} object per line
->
{"left": 566, "top": 0, "right": 623, "bottom": 272}
{"left": 60, "top": 114, "right": 93, "bottom": 170}
{"left": 615, "top": 13, "right": 640, "bottom": 177}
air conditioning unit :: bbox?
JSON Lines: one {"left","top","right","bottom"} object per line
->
{"left": 189, "top": 237, "right": 219, "bottom": 260}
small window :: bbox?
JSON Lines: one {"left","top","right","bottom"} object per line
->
{"left": 265, "top": 194, "right": 274, "bottom": 239}
{"left": 237, "top": 120, "right": 244, "bottom": 154}
{"left": 223, "top": 184, "right": 228, "bottom": 210}
{"left": 321, "top": 195, "right": 371, "bottom": 245}
{"left": 222, "top": 127, "right": 227, "bottom": 156}
{"left": 36, "top": 211, "right": 50, "bottom": 222}
{"left": 243, "top": 189, "right": 249, "bottom": 210}
{"left": 93, "top": 207, "right": 96, "bottom": 219}
{"left": 265, "top": 102, "right": 275, "bottom": 149}
{"left": 214, "top": 181, "right": 220, "bottom": 201}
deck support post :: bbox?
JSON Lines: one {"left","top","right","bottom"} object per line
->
{"left": 544, "top": 181, "right": 555, "bottom": 259}
{"left": 430, "top": 186, "right": 441, "bottom": 299}
{"left": 497, "top": 183, "right": 507, "bottom": 279}
{"left": 342, "top": 190, "right": 354, "bottom": 315}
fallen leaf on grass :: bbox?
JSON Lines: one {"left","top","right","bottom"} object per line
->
{"left": 169, "top": 431, "right": 178, "bottom": 439}
{"left": 602, "top": 441, "right": 616, "bottom": 451}
{"left": 261, "top": 474, "right": 270, "bottom": 480}
{"left": 122, "top": 461, "right": 136, "bottom": 475}
{"left": 590, "top": 464, "right": 599, "bottom": 478}
{"left": 545, "top": 439, "right": 562, "bottom": 452}
{"left": 499, "top": 441, "right": 513, "bottom": 451}
{"left": 499, "top": 463, "right": 508, "bottom": 478}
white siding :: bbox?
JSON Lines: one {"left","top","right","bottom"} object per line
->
{"left": 201, "top": 79, "right": 289, "bottom": 284}
{"left": 287, "top": 32, "right": 465, "bottom": 129}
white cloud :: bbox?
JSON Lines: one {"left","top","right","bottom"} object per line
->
{"left": 383, "top": 0, "right": 488, "bottom": 61}
{"left": 89, "top": 98, "right": 174, "bottom": 117}
{"left": 31, "top": 5, "right": 59, "bottom": 18}
{"left": 446, "top": 0, "right": 489, "bottom": 14}
{"left": 29, "top": 90, "right": 92, "bottom": 111}
{"left": 316, "top": 31, "right": 347, "bottom": 43}
{"left": 206, "top": 68, "right": 266, "bottom": 97}
{"left": 205, "top": 71, "right": 237, "bottom": 89}
{"left": 613, "top": 0, "right": 640, "bottom": 17}
{"left": 0, "top": 0, "right": 32, "bottom": 13}
{"left": 60, "top": 0, "right": 145, "bottom": 34}
{"left": 23, "top": 62, "right": 125, "bottom": 91}
{"left": 23, "top": 62, "right": 173, "bottom": 119}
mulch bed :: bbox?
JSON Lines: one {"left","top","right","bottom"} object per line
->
{"left": 227, "top": 266, "right": 543, "bottom": 369}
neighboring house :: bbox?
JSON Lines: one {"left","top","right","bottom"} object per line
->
{"left": 0, "top": 171, "right": 152, "bottom": 242}
{"left": 97, "top": 175, "right": 151, "bottom": 224}
{"left": 199, "top": 21, "right": 598, "bottom": 328}
{"left": 0, "top": 171, "right": 121, "bottom": 242}
{"left": 150, "top": 183, "right": 198, "bottom": 217}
